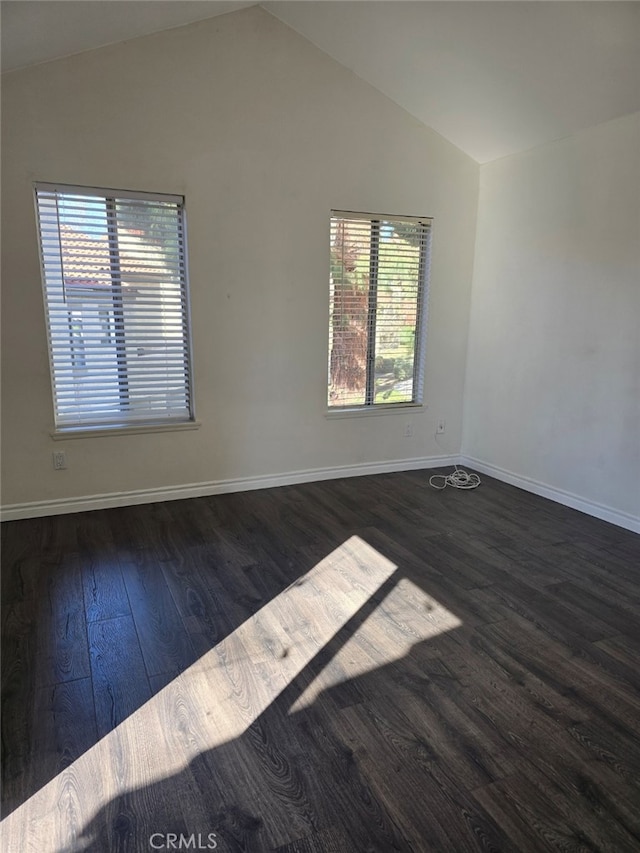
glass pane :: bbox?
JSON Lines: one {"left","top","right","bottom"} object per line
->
{"left": 52, "top": 195, "right": 123, "bottom": 419}
{"left": 115, "top": 201, "right": 187, "bottom": 414}
{"left": 373, "top": 221, "right": 422, "bottom": 404}
{"left": 328, "top": 219, "right": 371, "bottom": 407}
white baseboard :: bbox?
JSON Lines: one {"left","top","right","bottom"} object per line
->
{"left": 4, "top": 454, "right": 637, "bottom": 534}
{"left": 460, "top": 455, "right": 640, "bottom": 535}
{"left": 0, "top": 454, "right": 458, "bottom": 521}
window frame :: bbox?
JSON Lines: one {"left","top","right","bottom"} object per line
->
{"left": 327, "top": 210, "right": 432, "bottom": 414}
{"left": 34, "top": 182, "right": 197, "bottom": 437}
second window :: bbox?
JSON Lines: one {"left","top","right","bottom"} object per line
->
{"left": 328, "top": 211, "right": 432, "bottom": 410}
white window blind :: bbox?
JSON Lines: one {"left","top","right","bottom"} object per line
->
{"left": 34, "top": 183, "right": 194, "bottom": 431}
{"left": 328, "top": 211, "right": 432, "bottom": 409}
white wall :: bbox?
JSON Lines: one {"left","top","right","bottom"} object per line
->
{"left": 463, "top": 113, "right": 640, "bottom": 524}
{"left": 0, "top": 7, "right": 479, "bottom": 512}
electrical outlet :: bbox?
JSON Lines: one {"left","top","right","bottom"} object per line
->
{"left": 53, "top": 450, "right": 67, "bottom": 470}
{"left": 436, "top": 419, "right": 446, "bottom": 434}
{"left": 404, "top": 422, "right": 413, "bottom": 438}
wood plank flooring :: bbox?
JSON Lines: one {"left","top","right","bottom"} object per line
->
{"left": 2, "top": 469, "right": 640, "bottom": 852}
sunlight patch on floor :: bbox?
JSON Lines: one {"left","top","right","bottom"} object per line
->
{"left": 2, "top": 536, "right": 461, "bottom": 852}
{"left": 288, "top": 574, "right": 462, "bottom": 713}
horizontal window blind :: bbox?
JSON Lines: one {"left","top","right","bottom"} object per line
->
{"left": 328, "top": 212, "right": 431, "bottom": 409}
{"left": 34, "top": 183, "right": 194, "bottom": 430}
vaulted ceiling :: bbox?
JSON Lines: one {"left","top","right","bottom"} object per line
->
{"left": 2, "top": 1, "right": 639, "bottom": 163}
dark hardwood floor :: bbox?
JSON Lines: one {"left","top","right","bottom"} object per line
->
{"left": 2, "top": 469, "right": 640, "bottom": 852}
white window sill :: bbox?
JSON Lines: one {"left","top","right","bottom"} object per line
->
{"left": 326, "top": 404, "right": 426, "bottom": 420}
{"left": 51, "top": 420, "right": 202, "bottom": 440}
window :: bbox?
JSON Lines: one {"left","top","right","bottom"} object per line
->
{"left": 34, "top": 183, "right": 194, "bottom": 431}
{"left": 328, "top": 211, "right": 432, "bottom": 409}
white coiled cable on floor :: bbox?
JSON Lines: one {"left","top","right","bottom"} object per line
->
{"left": 429, "top": 466, "right": 481, "bottom": 490}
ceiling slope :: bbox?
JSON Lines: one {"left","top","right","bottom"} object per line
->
{"left": 0, "top": 1, "right": 254, "bottom": 73}
{"left": 2, "top": 1, "right": 639, "bottom": 163}
{"left": 265, "top": 1, "right": 640, "bottom": 163}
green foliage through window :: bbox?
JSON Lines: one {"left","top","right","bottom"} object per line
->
{"left": 328, "top": 212, "right": 431, "bottom": 408}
